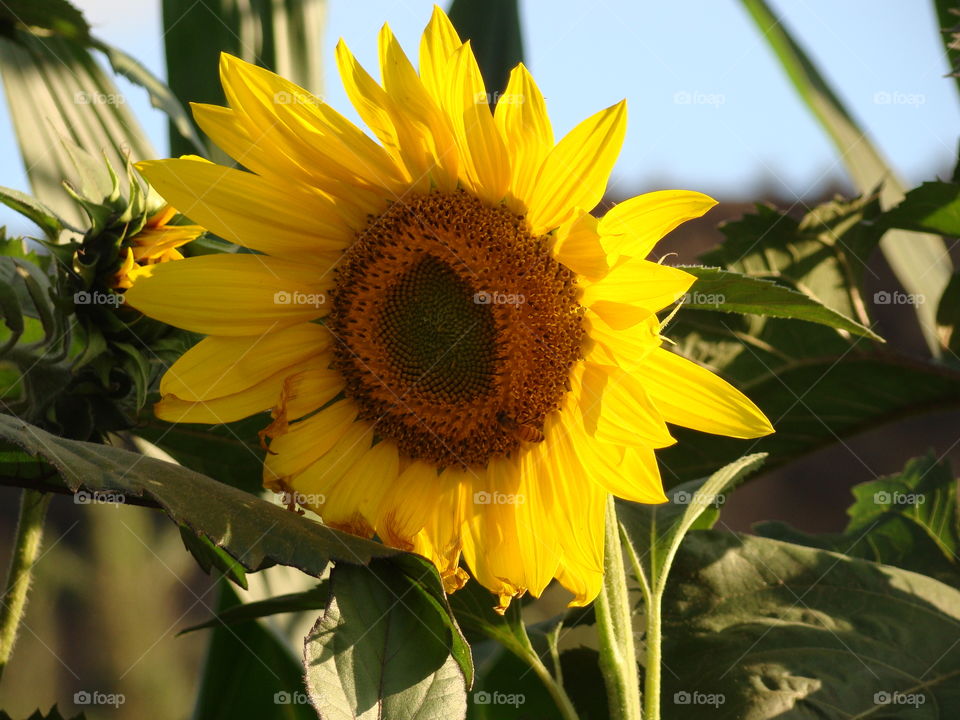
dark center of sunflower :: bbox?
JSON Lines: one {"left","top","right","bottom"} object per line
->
{"left": 329, "top": 191, "right": 584, "bottom": 468}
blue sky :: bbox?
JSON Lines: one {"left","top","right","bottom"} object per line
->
{"left": 1, "top": 0, "right": 957, "bottom": 236}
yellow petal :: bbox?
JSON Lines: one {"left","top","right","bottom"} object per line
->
{"left": 576, "top": 362, "right": 675, "bottom": 448}
{"left": 445, "top": 42, "right": 510, "bottom": 204}
{"left": 137, "top": 158, "right": 352, "bottom": 259}
{"left": 322, "top": 440, "right": 400, "bottom": 535}
{"left": 160, "top": 324, "right": 331, "bottom": 401}
{"left": 552, "top": 211, "right": 608, "bottom": 280}
{"left": 274, "top": 367, "right": 344, "bottom": 424}
{"left": 580, "top": 258, "right": 695, "bottom": 327}
{"left": 412, "top": 466, "right": 469, "bottom": 586}
{"left": 584, "top": 310, "right": 661, "bottom": 370}
{"left": 219, "top": 53, "right": 407, "bottom": 196}
{"left": 460, "top": 458, "right": 528, "bottom": 603}
{"left": 286, "top": 420, "right": 375, "bottom": 519}
{"left": 495, "top": 63, "right": 553, "bottom": 213}
{"left": 514, "top": 436, "right": 563, "bottom": 596}
{"left": 643, "top": 348, "right": 774, "bottom": 438}
{"left": 526, "top": 100, "right": 627, "bottom": 235}
{"left": 418, "top": 5, "right": 461, "bottom": 108}
{"left": 124, "top": 254, "right": 332, "bottom": 335}
{"left": 153, "top": 359, "right": 324, "bottom": 424}
{"left": 264, "top": 400, "right": 359, "bottom": 483}
{"left": 598, "top": 190, "right": 717, "bottom": 259}
{"left": 376, "top": 26, "right": 459, "bottom": 192}
{"left": 377, "top": 460, "right": 439, "bottom": 550}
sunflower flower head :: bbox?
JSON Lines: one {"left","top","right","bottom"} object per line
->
{"left": 113, "top": 203, "right": 203, "bottom": 289}
{"left": 126, "top": 5, "right": 773, "bottom": 611}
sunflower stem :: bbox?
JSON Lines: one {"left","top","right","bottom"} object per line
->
{"left": 0, "top": 490, "right": 50, "bottom": 685}
{"left": 595, "top": 496, "right": 642, "bottom": 720}
{"left": 521, "top": 646, "right": 581, "bottom": 720}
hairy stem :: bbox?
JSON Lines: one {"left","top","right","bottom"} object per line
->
{"left": 0, "top": 489, "right": 50, "bottom": 685}
{"left": 595, "top": 496, "right": 642, "bottom": 720}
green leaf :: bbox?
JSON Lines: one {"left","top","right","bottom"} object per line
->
{"left": 658, "top": 349, "right": 960, "bottom": 481}
{"left": 678, "top": 265, "right": 881, "bottom": 339}
{"left": 161, "top": 0, "right": 325, "bottom": 159}
{"left": 180, "top": 584, "right": 329, "bottom": 634}
{"left": 178, "top": 524, "right": 248, "bottom": 590}
{"left": 937, "top": 271, "right": 960, "bottom": 357}
{"left": 660, "top": 532, "right": 960, "bottom": 718}
{"left": 702, "top": 195, "right": 882, "bottom": 324}
{"left": 135, "top": 413, "right": 267, "bottom": 494}
{"left": 757, "top": 452, "right": 960, "bottom": 589}
{"left": 935, "top": 0, "right": 960, "bottom": 96}
{"left": 0, "top": 30, "right": 153, "bottom": 227}
{"left": 92, "top": 39, "right": 206, "bottom": 156}
{"left": 0, "top": 0, "right": 90, "bottom": 41}
{"left": 304, "top": 558, "right": 470, "bottom": 720}
{"left": 618, "top": 454, "right": 767, "bottom": 586}
{"left": 191, "top": 582, "right": 316, "bottom": 720}
{"left": 0, "top": 185, "right": 65, "bottom": 240}
{"left": 0, "top": 413, "right": 402, "bottom": 577}
{"left": 883, "top": 180, "right": 960, "bottom": 237}
{"left": 0, "top": 708, "right": 85, "bottom": 720}
{"left": 447, "top": 0, "right": 523, "bottom": 96}
{"left": 738, "top": 0, "right": 953, "bottom": 355}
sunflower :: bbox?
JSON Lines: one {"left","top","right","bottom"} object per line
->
{"left": 125, "top": 6, "right": 772, "bottom": 610}
{"left": 113, "top": 205, "right": 204, "bottom": 289}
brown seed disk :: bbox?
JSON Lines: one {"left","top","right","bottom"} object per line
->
{"left": 328, "top": 190, "right": 584, "bottom": 468}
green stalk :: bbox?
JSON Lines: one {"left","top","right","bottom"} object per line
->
{"left": 594, "top": 496, "right": 642, "bottom": 720}
{"left": 0, "top": 489, "right": 51, "bottom": 684}
{"left": 520, "top": 645, "right": 581, "bottom": 720}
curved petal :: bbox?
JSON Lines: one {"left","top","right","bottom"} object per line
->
{"left": 219, "top": 53, "right": 408, "bottom": 196}
{"left": 137, "top": 158, "right": 352, "bottom": 259}
{"left": 495, "top": 63, "right": 553, "bottom": 214}
{"left": 161, "top": 323, "right": 332, "bottom": 401}
{"left": 322, "top": 440, "right": 400, "bottom": 536}
{"left": 264, "top": 399, "right": 359, "bottom": 483}
{"left": 643, "top": 348, "right": 774, "bottom": 438}
{"left": 153, "top": 357, "right": 326, "bottom": 424}
{"left": 526, "top": 100, "right": 627, "bottom": 235}
{"left": 575, "top": 362, "right": 675, "bottom": 448}
{"left": 125, "top": 254, "right": 332, "bottom": 335}
{"left": 418, "top": 5, "right": 462, "bottom": 109}
{"left": 285, "top": 420, "right": 375, "bottom": 522}
{"left": 377, "top": 459, "right": 439, "bottom": 550}
{"left": 598, "top": 190, "right": 717, "bottom": 259}
{"left": 376, "top": 26, "right": 459, "bottom": 191}
{"left": 191, "top": 102, "right": 382, "bottom": 223}
{"left": 552, "top": 211, "right": 608, "bottom": 280}
{"left": 580, "top": 258, "right": 695, "bottom": 327}
{"left": 445, "top": 42, "right": 510, "bottom": 204}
